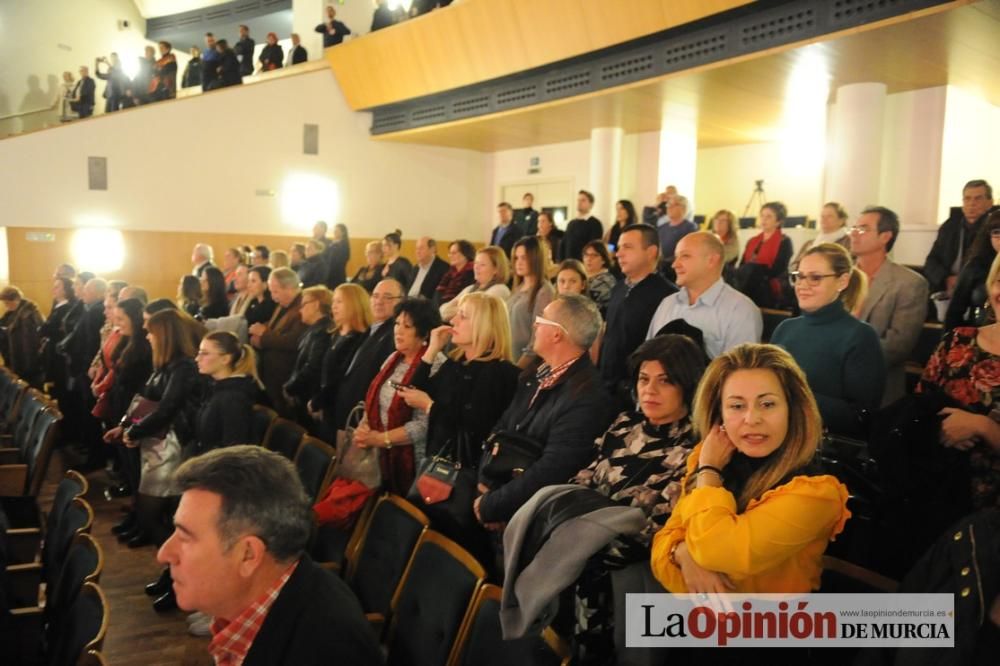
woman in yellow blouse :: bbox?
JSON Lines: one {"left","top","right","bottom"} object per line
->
{"left": 650, "top": 343, "right": 850, "bottom": 596}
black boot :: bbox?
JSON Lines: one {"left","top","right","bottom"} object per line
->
{"left": 145, "top": 568, "right": 171, "bottom": 597}
{"left": 127, "top": 531, "right": 153, "bottom": 548}
{"left": 111, "top": 512, "right": 136, "bottom": 536}
{"left": 153, "top": 588, "right": 178, "bottom": 613}
{"left": 117, "top": 524, "right": 143, "bottom": 543}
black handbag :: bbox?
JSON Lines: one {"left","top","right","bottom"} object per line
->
{"left": 406, "top": 433, "right": 478, "bottom": 532}
{"left": 479, "top": 429, "right": 544, "bottom": 485}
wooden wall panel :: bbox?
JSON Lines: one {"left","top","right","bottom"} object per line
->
{"left": 327, "top": 0, "right": 752, "bottom": 110}
{"left": 5, "top": 227, "right": 462, "bottom": 316}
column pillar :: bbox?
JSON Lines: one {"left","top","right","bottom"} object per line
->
{"left": 292, "top": 0, "right": 325, "bottom": 61}
{"left": 825, "top": 82, "right": 887, "bottom": 217}
{"left": 589, "top": 127, "right": 625, "bottom": 229}
{"left": 657, "top": 103, "right": 698, "bottom": 214}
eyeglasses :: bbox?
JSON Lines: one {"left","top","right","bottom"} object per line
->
{"left": 789, "top": 272, "right": 838, "bottom": 287}
{"left": 849, "top": 225, "right": 872, "bottom": 234}
{"left": 534, "top": 315, "right": 568, "bottom": 334}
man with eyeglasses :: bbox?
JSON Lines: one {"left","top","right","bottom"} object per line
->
{"left": 331, "top": 279, "right": 403, "bottom": 433}
{"left": 924, "top": 179, "right": 997, "bottom": 295}
{"left": 851, "top": 206, "right": 929, "bottom": 406}
{"left": 474, "top": 295, "right": 612, "bottom": 532}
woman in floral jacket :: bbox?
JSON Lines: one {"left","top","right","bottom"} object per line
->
{"left": 918, "top": 251, "right": 1000, "bottom": 509}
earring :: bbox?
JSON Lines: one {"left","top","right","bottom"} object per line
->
{"left": 719, "top": 424, "right": 726, "bottom": 432}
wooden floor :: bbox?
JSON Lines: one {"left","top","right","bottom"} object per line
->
{"left": 39, "top": 451, "right": 212, "bottom": 666}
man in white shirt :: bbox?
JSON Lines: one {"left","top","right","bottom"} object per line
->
{"left": 646, "top": 231, "right": 762, "bottom": 357}
{"left": 407, "top": 237, "right": 449, "bottom": 300}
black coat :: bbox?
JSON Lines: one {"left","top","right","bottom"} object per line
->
{"left": 477, "top": 356, "right": 613, "bottom": 523}
{"left": 407, "top": 256, "right": 450, "bottom": 300}
{"left": 181, "top": 58, "right": 202, "bottom": 88}
{"left": 234, "top": 37, "right": 255, "bottom": 76}
{"left": 598, "top": 273, "right": 677, "bottom": 411}
{"left": 351, "top": 265, "right": 383, "bottom": 293}
{"left": 58, "top": 301, "right": 105, "bottom": 377}
{"left": 560, "top": 216, "right": 603, "bottom": 260}
{"left": 514, "top": 207, "right": 538, "bottom": 236}
{"left": 371, "top": 7, "right": 395, "bottom": 31}
{"left": 315, "top": 20, "right": 352, "bottom": 47}
{"left": 490, "top": 223, "right": 523, "bottom": 258}
{"left": 217, "top": 50, "right": 242, "bottom": 87}
{"left": 297, "top": 255, "right": 327, "bottom": 288}
{"left": 259, "top": 44, "right": 284, "bottom": 71}
{"left": 125, "top": 357, "right": 205, "bottom": 446}
{"left": 323, "top": 241, "right": 350, "bottom": 289}
{"left": 945, "top": 251, "right": 994, "bottom": 330}
{"left": 331, "top": 320, "right": 395, "bottom": 432}
{"left": 284, "top": 318, "right": 333, "bottom": 402}
{"left": 313, "top": 330, "right": 366, "bottom": 432}
{"left": 923, "top": 208, "right": 998, "bottom": 292}
{"left": 383, "top": 258, "right": 413, "bottom": 290}
{"left": 245, "top": 296, "right": 278, "bottom": 327}
{"left": 190, "top": 375, "right": 257, "bottom": 457}
{"left": 106, "top": 340, "right": 153, "bottom": 424}
{"left": 40, "top": 300, "right": 77, "bottom": 386}
{"left": 198, "top": 300, "right": 229, "bottom": 321}
{"left": 411, "top": 356, "right": 519, "bottom": 461}
{"left": 242, "top": 555, "right": 383, "bottom": 666}
{"left": 289, "top": 44, "right": 308, "bottom": 65}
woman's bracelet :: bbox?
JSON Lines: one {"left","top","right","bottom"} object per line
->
{"left": 695, "top": 465, "right": 724, "bottom": 481}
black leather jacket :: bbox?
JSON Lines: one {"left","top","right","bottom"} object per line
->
{"left": 125, "top": 356, "right": 205, "bottom": 445}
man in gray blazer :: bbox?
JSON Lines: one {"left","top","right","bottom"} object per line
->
{"left": 851, "top": 206, "right": 929, "bottom": 407}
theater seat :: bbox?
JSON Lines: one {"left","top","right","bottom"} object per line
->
{"left": 46, "top": 582, "right": 108, "bottom": 666}
{"left": 293, "top": 436, "right": 337, "bottom": 504}
{"left": 2, "top": 469, "right": 88, "bottom": 565}
{"left": 448, "top": 584, "right": 570, "bottom": 666}
{"left": 350, "top": 495, "right": 429, "bottom": 624}
{"left": 249, "top": 404, "right": 277, "bottom": 446}
{"left": 385, "top": 530, "right": 485, "bottom": 666}
{"left": 263, "top": 418, "right": 306, "bottom": 460}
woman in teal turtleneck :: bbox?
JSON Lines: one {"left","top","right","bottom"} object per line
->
{"left": 771, "top": 242, "right": 885, "bottom": 436}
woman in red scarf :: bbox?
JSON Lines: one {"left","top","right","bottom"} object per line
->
{"left": 736, "top": 201, "right": 794, "bottom": 308}
{"left": 354, "top": 298, "right": 443, "bottom": 494}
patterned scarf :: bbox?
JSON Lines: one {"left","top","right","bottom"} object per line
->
{"left": 363, "top": 346, "right": 427, "bottom": 493}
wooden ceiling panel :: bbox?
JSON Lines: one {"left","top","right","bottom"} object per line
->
{"left": 327, "top": 0, "right": 753, "bottom": 109}
{"left": 373, "top": 0, "right": 1000, "bottom": 152}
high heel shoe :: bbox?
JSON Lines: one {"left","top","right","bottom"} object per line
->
{"left": 152, "top": 588, "right": 178, "bottom": 613}
{"left": 145, "top": 568, "right": 171, "bottom": 597}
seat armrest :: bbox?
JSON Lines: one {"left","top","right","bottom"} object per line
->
{"left": 4, "top": 527, "right": 42, "bottom": 565}
{"left": 6, "top": 561, "right": 44, "bottom": 607}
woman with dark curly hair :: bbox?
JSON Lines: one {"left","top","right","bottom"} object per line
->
{"left": 352, "top": 297, "right": 443, "bottom": 494}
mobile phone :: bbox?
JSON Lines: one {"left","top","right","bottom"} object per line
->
{"left": 389, "top": 380, "right": 412, "bottom": 391}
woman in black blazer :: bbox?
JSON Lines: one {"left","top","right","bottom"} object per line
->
{"left": 309, "top": 284, "right": 372, "bottom": 440}
{"left": 399, "top": 291, "right": 519, "bottom": 555}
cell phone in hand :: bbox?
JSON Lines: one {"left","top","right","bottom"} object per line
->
{"left": 388, "top": 380, "right": 412, "bottom": 391}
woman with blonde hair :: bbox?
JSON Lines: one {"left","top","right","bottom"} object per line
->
{"left": 310, "top": 283, "right": 373, "bottom": 439}
{"left": 651, "top": 343, "right": 851, "bottom": 596}
{"left": 352, "top": 240, "right": 385, "bottom": 293}
{"left": 400, "top": 291, "right": 519, "bottom": 549}
{"left": 285, "top": 286, "right": 334, "bottom": 426}
{"left": 270, "top": 249, "right": 290, "bottom": 269}
{"left": 440, "top": 245, "right": 511, "bottom": 321}
{"left": 771, "top": 242, "right": 883, "bottom": 437}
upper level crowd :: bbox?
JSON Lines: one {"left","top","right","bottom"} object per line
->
{"left": 56, "top": 1, "right": 454, "bottom": 121}
{"left": 0, "top": 178, "right": 998, "bottom": 664}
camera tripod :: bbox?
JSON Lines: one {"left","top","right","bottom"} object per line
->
{"left": 741, "top": 179, "right": 767, "bottom": 219}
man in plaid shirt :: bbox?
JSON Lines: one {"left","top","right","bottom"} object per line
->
{"left": 157, "top": 446, "right": 382, "bottom": 666}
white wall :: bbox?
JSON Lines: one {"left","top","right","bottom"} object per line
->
{"left": 939, "top": 85, "right": 1000, "bottom": 223}
{"left": 694, "top": 141, "right": 825, "bottom": 220}
{"left": 0, "top": 67, "right": 488, "bottom": 241}
{"left": 0, "top": 0, "right": 158, "bottom": 135}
